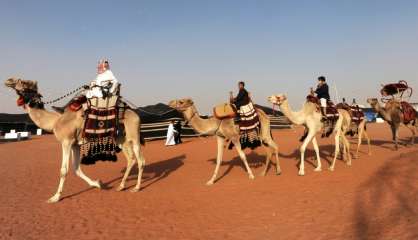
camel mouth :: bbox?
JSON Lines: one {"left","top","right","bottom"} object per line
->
{"left": 4, "top": 78, "right": 17, "bottom": 89}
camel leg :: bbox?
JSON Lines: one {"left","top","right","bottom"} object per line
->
{"left": 207, "top": 136, "right": 225, "bottom": 185}
{"left": 271, "top": 141, "right": 281, "bottom": 175}
{"left": 311, "top": 137, "right": 321, "bottom": 172}
{"left": 299, "top": 130, "right": 316, "bottom": 176}
{"left": 261, "top": 139, "right": 281, "bottom": 176}
{"left": 117, "top": 143, "right": 135, "bottom": 191}
{"left": 233, "top": 139, "right": 255, "bottom": 180}
{"left": 72, "top": 145, "right": 101, "bottom": 188}
{"left": 260, "top": 147, "right": 272, "bottom": 177}
{"left": 329, "top": 132, "right": 341, "bottom": 171}
{"left": 355, "top": 123, "right": 364, "bottom": 159}
{"left": 341, "top": 134, "right": 352, "bottom": 166}
{"left": 406, "top": 123, "right": 415, "bottom": 145}
{"left": 362, "top": 127, "right": 372, "bottom": 156}
{"left": 391, "top": 124, "right": 399, "bottom": 150}
{"left": 131, "top": 142, "right": 145, "bottom": 192}
{"left": 47, "top": 141, "right": 71, "bottom": 203}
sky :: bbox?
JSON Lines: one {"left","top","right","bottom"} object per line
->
{"left": 1, "top": 0, "right": 417, "bottom": 114}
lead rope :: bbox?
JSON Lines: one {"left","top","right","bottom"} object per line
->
{"left": 43, "top": 85, "right": 86, "bottom": 105}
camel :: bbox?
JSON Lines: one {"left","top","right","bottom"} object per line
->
{"left": 4, "top": 78, "right": 146, "bottom": 203}
{"left": 168, "top": 98, "right": 279, "bottom": 185}
{"left": 367, "top": 98, "right": 417, "bottom": 150}
{"left": 268, "top": 94, "right": 352, "bottom": 175}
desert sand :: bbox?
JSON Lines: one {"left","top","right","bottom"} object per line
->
{"left": 0, "top": 123, "right": 417, "bottom": 240}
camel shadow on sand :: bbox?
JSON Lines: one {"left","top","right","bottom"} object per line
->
{"left": 62, "top": 154, "right": 186, "bottom": 200}
{"left": 349, "top": 150, "right": 418, "bottom": 239}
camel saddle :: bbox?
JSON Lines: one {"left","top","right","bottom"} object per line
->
{"left": 213, "top": 103, "right": 237, "bottom": 119}
{"left": 336, "top": 103, "right": 365, "bottom": 125}
{"left": 380, "top": 80, "right": 411, "bottom": 97}
{"left": 306, "top": 95, "right": 339, "bottom": 121}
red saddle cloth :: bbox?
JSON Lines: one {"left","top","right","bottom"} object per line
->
{"left": 400, "top": 101, "right": 417, "bottom": 124}
{"left": 306, "top": 95, "right": 339, "bottom": 121}
{"left": 69, "top": 95, "right": 87, "bottom": 111}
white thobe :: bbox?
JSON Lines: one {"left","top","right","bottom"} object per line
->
{"left": 86, "top": 70, "right": 118, "bottom": 98}
{"left": 165, "top": 123, "right": 177, "bottom": 146}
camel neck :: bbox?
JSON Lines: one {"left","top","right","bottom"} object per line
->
{"left": 27, "top": 106, "right": 60, "bottom": 132}
{"left": 279, "top": 100, "right": 305, "bottom": 125}
{"left": 373, "top": 103, "right": 392, "bottom": 122}
{"left": 183, "top": 106, "right": 220, "bottom": 135}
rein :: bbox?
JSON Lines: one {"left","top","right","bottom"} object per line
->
{"left": 43, "top": 85, "right": 87, "bottom": 105}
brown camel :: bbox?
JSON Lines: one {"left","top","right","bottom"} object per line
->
{"left": 268, "top": 94, "right": 352, "bottom": 175}
{"left": 168, "top": 98, "right": 280, "bottom": 185}
{"left": 367, "top": 98, "right": 417, "bottom": 150}
{"left": 4, "top": 78, "right": 146, "bottom": 203}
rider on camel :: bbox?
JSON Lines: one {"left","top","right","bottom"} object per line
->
{"left": 311, "top": 76, "right": 330, "bottom": 120}
{"left": 52, "top": 59, "right": 119, "bottom": 113}
{"left": 230, "top": 81, "right": 250, "bottom": 122}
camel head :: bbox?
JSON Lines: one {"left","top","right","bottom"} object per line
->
{"left": 367, "top": 98, "right": 379, "bottom": 107}
{"left": 268, "top": 94, "right": 287, "bottom": 106}
{"left": 4, "top": 77, "right": 44, "bottom": 109}
{"left": 168, "top": 98, "right": 194, "bottom": 112}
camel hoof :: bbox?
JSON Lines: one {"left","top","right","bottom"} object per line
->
{"left": 47, "top": 195, "right": 60, "bottom": 203}
{"left": 92, "top": 180, "right": 102, "bottom": 189}
{"left": 298, "top": 171, "right": 305, "bottom": 176}
{"left": 276, "top": 170, "right": 282, "bottom": 176}
{"left": 116, "top": 185, "right": 125, "bottom": 192}
{"left": 314, "top": 167, "right": 322, "bottom": 172}
{"left": 347, "top": 162, "right": 352, "bottom": 166}
{"left": 206, "top": 180, "right": 214, "bottom": 186}
{"left": 329, "top": 167, "right": 335, "bottom": 171}
{"left": 249, "top": 174, "right": 255, "bottom": 180}
{"left": 260, "top": 172, "right": 267, "bottom": 177}
{"left": 130, "top": 187, "right": 140, "bottom": 193}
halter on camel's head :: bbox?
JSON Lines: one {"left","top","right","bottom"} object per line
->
{"left": 268, "top": 94, "right": 287, "bottom": 105}
{"left": 168, "top": 98, "right": 194, "bottom": 112}
{"left": 4, "top": 77, "right": 44, "bottom": 109}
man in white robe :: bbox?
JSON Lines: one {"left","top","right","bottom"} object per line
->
{"left": 86, "top": 59, "right": 119, "bottom": 99}
{"left": 165, "top": 121, "right": 177, "bottom": 146}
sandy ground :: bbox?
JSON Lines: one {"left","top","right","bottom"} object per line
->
{"left": 0, "top": 123, "right": 417, "bottom": 240}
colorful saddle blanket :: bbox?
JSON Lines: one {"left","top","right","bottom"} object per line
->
{"left": 400, "top": 101, "right": 417, "bottom": 124}
{"left": 80, "top": 96, "right": 122, "bottom": 165}
{"left": 213, "top": 103, "right": 236, "bottom": 119}
{"left": 238, "top": 102, "right": 261, "bottom": 150}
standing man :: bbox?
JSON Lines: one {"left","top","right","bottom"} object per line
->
{"left": 174, "top": 120, "right": 183, "bottom": 144}
{"left": 311, "top": 76, "right": 330, "bottom": 120}
{"left": 165, "top": 121, "right": 177, "bottom": 146}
